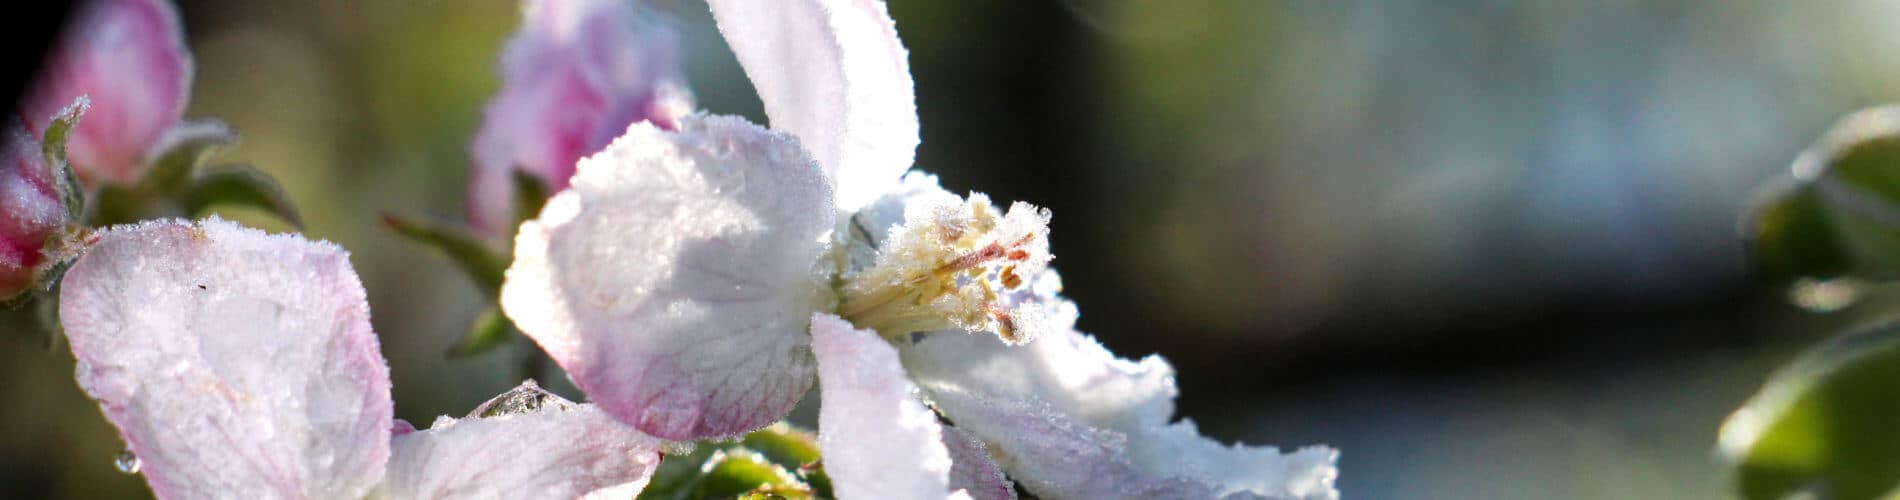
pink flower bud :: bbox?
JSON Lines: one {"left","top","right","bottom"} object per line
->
{"left": 0, "top": 118, "right": 67, "bottom": 299}
{"left": 466, "top": 0, "right": 694, "bottom": 236}
{"left": 19, "top": 0, "right": 192, "bottom": 187}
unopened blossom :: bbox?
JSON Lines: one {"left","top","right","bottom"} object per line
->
{"left": 466, "top": 0, "right": 695, "bottom": 236}
{"left": 0, "top": 116, "right": 66, "bottom": 300}
{"left": 500, "top": 0, "right": 1340, "bottom": 497}
{"left": 19, "top": 0, "right": 192, "bottom": 186}
{"left": 60, "top": 217, "right": 661, "bottom": 499}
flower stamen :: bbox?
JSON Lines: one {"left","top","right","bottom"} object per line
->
{"left": 838, "top": 192, "right": 1054, "bottom": 344}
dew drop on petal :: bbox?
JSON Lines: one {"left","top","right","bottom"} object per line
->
{"left": 1789, "top": 277, "right": 1861, "bottom": 313}
{"left": 113, "top": 449, "right": 140, "bottom": 475}
{"left": 467, "top": 379, "right": 576, "bottom": 418}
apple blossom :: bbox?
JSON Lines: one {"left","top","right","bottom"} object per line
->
{"left": 59, "top": 217, "right": 661, "bottom": 499}
{"left": 498, "top": 0, "right": 1340, "bottom": 498}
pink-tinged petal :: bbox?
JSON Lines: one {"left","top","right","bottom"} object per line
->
{"left": 903, "top": 277, "right": 1340, "bottom": 499}
{"left": 501, "top": 115, "right": 834, "bottom": 440}
{"left": 941, "top": 425, "right": 1016, "bottom": 500}
{"left": 706, "top": 0, "right": 919, "bottom": 211}
{"left": 810, "top": 313, "right": 959, "bottom": 500}
{"left": 0, "top": 117, "right": 65, "bottom": 299}
{"left": 58, "top": 218, "right": 392, "bottom": 499}
{"left": 379, "top": 404, "right": 662, "bottom": 499}
{"left": 467, "top": 0, "right": 693, "bottom": 236}
{"left": 21, "top": 0, "right": 191, "bottom": 186}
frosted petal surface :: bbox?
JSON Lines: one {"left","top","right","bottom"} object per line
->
{"left": 904, "top": 277, "right": 1340, "bottom": 499}
{"left": 379, "top": 402, "right": 662, "bottom": 500}
{"left": 706, "top": 0, "right": 918, "bottom": 211}
{"left": 502, "top": 115, "right": 834, "bottom": 440}
{"left": 810, "top": 313, "right": 958, "bottom": 500}
{"left": 59, "top": 218, "right": 392, "bottom": 499}
{"left": 941, "top": 425, "right": 1016, "bottom": 500}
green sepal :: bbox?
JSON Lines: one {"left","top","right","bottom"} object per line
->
{"left": 1719, "top": 319, "right": 1900, "bottom": 499}
{"left": 182, "top": 164, "right": 305, "bottom": 230}
{"left": 382, "top": 212, "right": 507, "bottom": 295}
{"left": 41, "top": 98, "right": 88, "bottom": 223}
{"left": 447, "top": 305, "right": 513, "bottom": 358}
{"left": 141, "top": 121, "right": 236, "bottom": 194}
{"left": 514, "top": 169, "right": 549, "bottom": 229}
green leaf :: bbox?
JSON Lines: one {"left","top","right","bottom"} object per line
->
{"left": 1744, "top": 106, "right": 1900, "bottom": 284}
{"left": 183, "top": 164, "right": 305, "bottom": 229}
{"left": 1743, "top": 181, "right": 1855, "bottom": 285}
{"left": 1719, "top": 319, "right": 1900, "bottom": 499}
{"left": 41, "top": 98, "right": 88, "bottom": 223}
{"left": 447, "top": 306, "right": 513, "bottom": 358}
{"left": 692, "top": 450, "right": 812, "bottom": 500}
{"left": 140, "top": 120, "right": 236, "bottom": 194}
{"left": 382, "top": 213, "right": 507, "bottom": 295}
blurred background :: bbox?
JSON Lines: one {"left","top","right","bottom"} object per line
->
{"left": 6, "top": 0, "right": 1900, "bottom": 498}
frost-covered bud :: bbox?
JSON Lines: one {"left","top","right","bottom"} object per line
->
{"left": 0, "top": 119, "right": 67, "bottom": 300}
{"left": 19, "top": 0, "right": 192, "bottom": 187}
{"left": 466, "top": 0, "right": 694, "bottom": 237}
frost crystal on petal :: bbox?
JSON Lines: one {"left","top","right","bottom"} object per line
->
{"left": 810, "top": 313, "right": 962, "bottom": 500}
{"left": 381, "top": 402, "right": 663, "bottom": 500}
{"left": 904, "top": 295, "right": 1340, "bottom": 499}
{"left": 0, "top": 117, "right": 65, "bottom": 300}
{"left": 941, "top": 425, "right": 1017, "bottom": 500}
{"left": 707, "top": 0, "right": 919, "bottom": 211}
{"left": 501, "top": 114, "right": 835, "bottom": 440}
{"left": 59, "top": 218, "right": 392, "bottom": 499}
{"left": 468, "top": 379, "right": 579, "bottom": 418}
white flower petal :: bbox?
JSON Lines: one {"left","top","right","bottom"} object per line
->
{"left": 59, "top": 218, "right": 392, "bottom": 499}
{"left": 379, "top": 404, "right": 662, "bottom": 500}
{"left": 706, "top": 0, "right": 919, "bottom": 211}
{"left": 810, "top": 313, "right": 958, "bottom": 500}
{"left": 905, "top": 299, "right": 1339, "bottom": 499}
{"left": 502, "top": 114, "right": 835, "bottom": 440}
{"left": 941, "top": 425, "right": 1017, "bottom": 500}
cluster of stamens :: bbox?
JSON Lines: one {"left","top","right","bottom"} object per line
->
{"left": 837, "top": 192, "right": 1053, "bottom": 344}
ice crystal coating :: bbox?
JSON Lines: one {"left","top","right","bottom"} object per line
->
{"left": 60, "top": 218, "right": 392, "bottom": 499}
{"left": 902, "top": 280, "right": 1340, "bottom": 499}
{"left": 810, "top": 313, "right": 961, "bottom": 500}
{"left": 940, "top": 425, "right": 1017, "bottom": 500}
{"left": 380, "top": 401, "right": 663, "bottom": 500}
{"left": 839, "top": 189, "right": 1055, "bottom": 343}
{"left": 20, "top": 0, "right": 192, "bottom": 186}
{"left": 502, "top": 115, "right": 835, "bottom": 440}
{"left": 706, "top": 0, "right": 919, "bottom": 211}
{"left": 467, "top": 0, "right": 694, "bottom": 235}
{"left": 0, "top": 117, "right": 65, "bottom": 299}
{"left": 62, "top": 219, "right": 665, "bottom": 499}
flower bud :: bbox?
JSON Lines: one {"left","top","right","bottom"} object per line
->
{"left": 19, "top": 0, "right": 193, "bottom": 187}
{"left": 466, "top": 0, "right": 694, "bottom": 236}
{"left": 0, "top": 118, "right": 68, "bottom": 300}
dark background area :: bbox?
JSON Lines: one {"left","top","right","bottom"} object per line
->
{"left": 6, "top": 1, "right": 1896, "bottom": 498}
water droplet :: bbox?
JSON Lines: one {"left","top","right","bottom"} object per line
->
{"left": 468, "top": 379, "right": 575, "bottom": 418}
{"left": 1790, "top": 277, "right": 1862, "bottom": 313}
{"left": 114, "top": 450, "right": 140, "bottom": 475}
